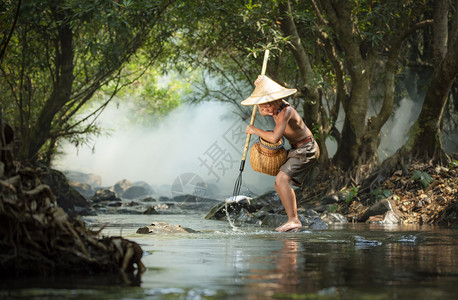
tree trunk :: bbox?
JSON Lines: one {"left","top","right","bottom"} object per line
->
{"left": 318, "top": 0, "right": 425, "bottom": 180}
{"left": 20, "top": 22, "right": 74, "bottom": 161}
{"left": 408, "top": 57, "right": 458, "bottom": 159}
{"left": 279, "top": 0, "right": 327, "bottom": 163}
{"left": 407, "top": 0, "right": 458, "bottom": 162}
{"left": 332, "top": 70, "right": 375, "bottom": 173}
{"left": 319, "top": 0, "right": 377, "bottom": 173}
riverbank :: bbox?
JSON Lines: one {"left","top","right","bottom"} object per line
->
{"left": 62, "top": 160, "right": 458, "bottom": 229}
{"left": 300, "top": 161, "right": 458, "bottom": 228}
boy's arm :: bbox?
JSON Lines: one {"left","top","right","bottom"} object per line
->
{"left": 245, "top": 107, "right": 291, "bottom": 143}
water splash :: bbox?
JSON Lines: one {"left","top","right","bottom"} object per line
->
{"left": 224, "top": 195, "right": 255, "bottom": 232}
{"left": 224, "top": 200, "right": 238, "bottom": 231}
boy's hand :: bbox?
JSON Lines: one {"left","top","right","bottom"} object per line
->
{"left": 254, "top": 75, "right": 263, "bottom": 86}
{"left": 245, "top": 125, "right": 256, "bottom": 135}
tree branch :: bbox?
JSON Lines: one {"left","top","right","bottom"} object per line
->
{"left": 0, "top": 0, "right": 21, "bottom": 67}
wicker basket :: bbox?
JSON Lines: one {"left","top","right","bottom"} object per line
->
{"left": 250, "top": 137, "right": 287, "bottom": 176}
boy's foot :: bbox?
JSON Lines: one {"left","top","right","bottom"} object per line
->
{"left": 275, "top": 221, "right": 302, "bottom": 232}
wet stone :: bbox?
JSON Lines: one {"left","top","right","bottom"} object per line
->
{"left": 321, "top": 212, "right": 348, "bottom": 224}
{"left": 308, "top": 216, "right": 329, "bottom": 230}
{"left": 142, "top": 197, "right": 157, "bottom": 202}
{"left": 143, "top": 206, "right": 159, "bottom": 215}
{"left": 366, "top": 210, "right": 401, "bottom": 225}
{"left": 360, "top": 198, "right": 401, "bottom": 222}
{"left": 352, "top": 236, "right": 382, "bottom": 247}
{"left": 107, "top": 201, "right": 122, "bottom": 207}
{"left": 235, "top": 208, "right": 255, "bottom": 223}
{"left": 91, "top": 189, "right": 120, "bottom": 202}
{"left": 136, "top": 222, "right": 199, "bottom": 234}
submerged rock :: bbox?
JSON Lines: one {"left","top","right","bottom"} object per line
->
{"left": 136, "top": 222, "right": 199, "bottom": 234}
{"left": 351, "top": 236, "right": 382, "bottom": 248}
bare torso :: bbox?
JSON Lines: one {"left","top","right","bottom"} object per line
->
{"left": 273, "top": 101, "right": 312, "bottom": 145}
{"left": 245, "top": 100, "right": 312, "bottom": 145}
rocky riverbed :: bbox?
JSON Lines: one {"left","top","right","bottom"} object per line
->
{"left": 52, "top": 159, "right": 458, "bottom": 234}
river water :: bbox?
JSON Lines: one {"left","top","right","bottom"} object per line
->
{"left": 2, "top": 210, "right": 458, "bottom": 299}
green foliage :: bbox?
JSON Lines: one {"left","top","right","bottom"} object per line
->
{"left": 342, "top": 186, "right": 359, "bottom": 203}
{"left": 311, "top": 123, "right": 321, "bottom": 141}
{"left": 411, "top": 170, "right": 434, "bottom": 188}
{"left": 328, "top": 204, "right": 338, "bottom": 213}
{"left": 168, "top": 0, "right": 301, "bottom": 106}
{"left": 0, "top": 0, "right": 444, "bottom": 170}
{"left": 1, "top": 0, "right": 175, "bottom": 161}
{"left": 94, "top": 66, "right": 190, "bottom": 128}
{"left": 449, "top": 160, "right": 458, "bottom": 168}
{"left": 370, "top": 188, "right": 392, "bottom": 201}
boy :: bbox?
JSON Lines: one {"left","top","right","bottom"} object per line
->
{"left": 242, "top": 76, "right": 320, "bottom": 232}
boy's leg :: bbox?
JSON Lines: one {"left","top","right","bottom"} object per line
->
{"left": 274, "top": 171, "right": 302, "bottom": 232}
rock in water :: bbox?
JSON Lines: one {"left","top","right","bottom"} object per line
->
{"left": 136, "top": 222, "right": 199, "bottom": 234}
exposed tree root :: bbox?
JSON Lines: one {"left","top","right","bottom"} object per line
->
{"left": 0, "top": 154, "right": 144, "bottom": 279}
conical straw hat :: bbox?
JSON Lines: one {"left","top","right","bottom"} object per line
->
{"left": 241, "top": 76, "right": 297, "bottom": 106}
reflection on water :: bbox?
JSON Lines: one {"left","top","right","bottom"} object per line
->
{"left": 244, "top": 238, "right": 303, "bottom": 297}
{"left": 1, "top": 213, "right": 458, "bottom": 299}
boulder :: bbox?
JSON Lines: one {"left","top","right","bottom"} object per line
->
{"left": 205, "top": 195, "right": 259, "bottom": 221}
{"left": 91, "top": 189, "right": 121, "bottom": 202}
{"left": 69, "top": 181, "right": 94, "bottom": 198}
{"left": 235, "top": 208, "right": 256, "bottom": 223}
{"left": 41, "top": 168, "right": 88, "bottom": 216}
{"left": 173, "top": 194, "right": 201, "bottom": 203}
{"left": 63, "top": 170, "right": 102, "bottom": 187}
{"left": 204, "top": 191, "right": 333, "bottom": 230}
{"left": 366, "top": 210, "right": 401, "bottom": 225}
{"left": 122, "top": 186, "right": 149, "bottom": 199}
{"left": 143, "top": 206, "right": 159, "bottom": 215}
{"left": 308, "top": 216, "right": 329, "bottom": 229}
{"left": 259, "top": 214, "right": 289, "bottom": 227}
{"left": 113, "top": 179, "right": 132, "bottom": 195}
{"left": 132, "top": 181, "right": 154, "bottom": 194}
{"left": 359, "top": 198, "right": 402, "bottom": 222}
{"left": 159, "top": 196, "right": 171, "bottom": 202}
